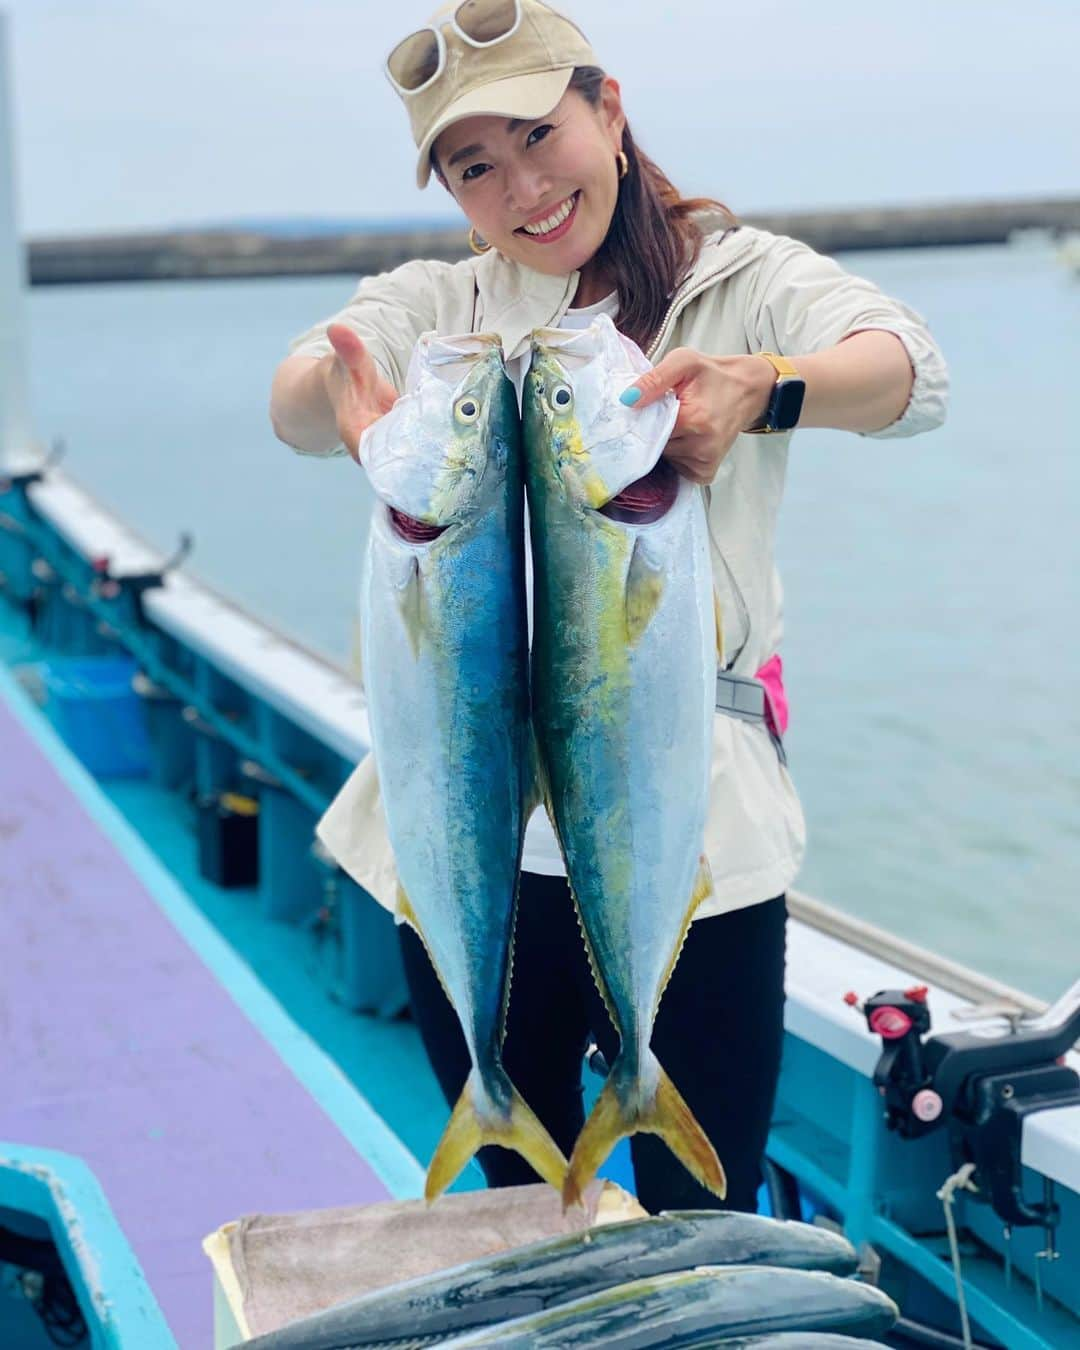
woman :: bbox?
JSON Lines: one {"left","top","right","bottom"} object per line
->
{"left": 270, "top": 0, "right": 948, "bottom": 1213}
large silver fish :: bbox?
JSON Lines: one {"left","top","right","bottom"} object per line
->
{"left": 430, "top": 1266, "right": 899, "bottom": 1348}
{"left": 242, "top": 1212, "right": 857, "bottom": 1348}
{"left": 523, "top": 313, "right": 723, "bottom": 1207}
{"left": 360, "top": 332, "right": 566, "bottom": 1201}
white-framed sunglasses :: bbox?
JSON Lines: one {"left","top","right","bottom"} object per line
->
{"left": 385, "top": 0, "right": 524, "bottom": 97}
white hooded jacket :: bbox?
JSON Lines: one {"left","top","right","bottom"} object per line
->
{"left": 286, "top": 215, "right": 949, "bottom": 918}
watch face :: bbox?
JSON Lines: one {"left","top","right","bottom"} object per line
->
{"left": 771, "top": 378, "right": 806, "bottom": 431}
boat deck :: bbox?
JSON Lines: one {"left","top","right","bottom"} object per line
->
{"left": 0, "top": 664, "right": 400, "bottom": 1347}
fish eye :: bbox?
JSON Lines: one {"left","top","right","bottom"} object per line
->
{"left": 454, "top": 395, "right": 481, "bottom": 425}
{"left": 547, "top": 382, "right": 573, "bottom": 415}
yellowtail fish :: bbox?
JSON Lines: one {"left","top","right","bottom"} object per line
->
{"left": 430, "top": 1266, "right": 899, "bottom": 1348}
{"left": 239, "top": 1212, "right": 859, "bottom": 1349}
{"left": 360, "top": 332, "right": 566, "bottom": 1201}
{"left": 523, "top": 313, "right": 724, "bottom": 1208}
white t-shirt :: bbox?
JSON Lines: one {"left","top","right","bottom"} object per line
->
{"left": 509, "top": 290, "right": 620, "bottom": 876}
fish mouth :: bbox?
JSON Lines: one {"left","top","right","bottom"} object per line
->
{"left": 599, "top": 458, "right": 678, "bottom": 524}
{"left": 389, "top": 507, "right": 447, "bottom": 543}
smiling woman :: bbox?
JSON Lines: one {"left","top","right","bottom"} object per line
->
{"left": 429, "top": 65, "right": 733, "bottom": 345}
{"left": 270, "top": 0, "right": 949, "bottom": 1218}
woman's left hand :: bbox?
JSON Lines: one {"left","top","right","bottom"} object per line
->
{"left": 622, "top": 348, "right": 777, "bottom": 484}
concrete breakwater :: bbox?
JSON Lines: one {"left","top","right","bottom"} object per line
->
{"left": 26, "top": 196, "right": 1080, "bottom": 286}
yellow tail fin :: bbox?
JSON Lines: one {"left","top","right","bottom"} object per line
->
{"left": 562, "top": 1059, "right": 727, "bottom": 1210}
{"left": 425, "top": 1070, "right": 569, "bottom": 1203}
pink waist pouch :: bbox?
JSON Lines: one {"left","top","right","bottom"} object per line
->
{"left": 754, "top": 653, "right": 789, "bottom": 739}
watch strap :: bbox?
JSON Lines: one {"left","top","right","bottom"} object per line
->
{"left": 745, "top": 351, "right": 803, "bottom": 434}
{"left": 755, "top": 351, "right": 800, "bottom": 379}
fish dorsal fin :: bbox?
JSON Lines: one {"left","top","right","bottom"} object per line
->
{"left": 625, "top": 536, "right": 665, "bottom": 646}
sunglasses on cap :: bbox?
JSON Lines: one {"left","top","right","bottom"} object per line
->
{"left": 385, "top": 0, "right": 523, "bottom": 96}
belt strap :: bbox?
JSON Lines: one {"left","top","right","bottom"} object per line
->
{"left": 715, "top": 671, "right": 787, "bottom": 766}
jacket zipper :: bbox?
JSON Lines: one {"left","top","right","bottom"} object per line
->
{"left": 645, "top": 236, "right": 757, "bottom": 362}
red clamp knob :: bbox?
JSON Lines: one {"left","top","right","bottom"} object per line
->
{"left": 905, "top": 985, "right": 929, "bottom": 1003}
{"left": 843, "top": 991, "right": 860, "bottom": 1007}
{"left": 870, "top": 1005, "right": 913, "bottom": 1039}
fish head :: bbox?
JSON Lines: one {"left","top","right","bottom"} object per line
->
{"left": 525, "top": 313, "right": 678, "bottom": 516}
{"left": 360, "top": 332, "right": 513, "bottom": 532}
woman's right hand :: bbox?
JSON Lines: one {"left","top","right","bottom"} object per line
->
{"left": 322, "top": 323, "right": 399, "bottom": 463}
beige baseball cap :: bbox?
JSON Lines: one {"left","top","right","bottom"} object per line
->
{"left": 386, "top": 0, "right": 600, "bottom": 188}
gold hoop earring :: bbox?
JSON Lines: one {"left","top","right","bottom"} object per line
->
{"left": 468, "top": 225, "right": 491, "bottom": 255}
{"left": 617, "top": 150, "right": 629, "bottom": 180}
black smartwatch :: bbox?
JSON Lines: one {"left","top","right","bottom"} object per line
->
{"left": 744, "top": 352, "right": 805, "bottom": 434}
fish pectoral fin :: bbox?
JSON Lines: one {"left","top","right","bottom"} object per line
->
{"left": 396, "top": 554, "right": 424, "bottom": 658}
{"left": 625, "top": 536, "right": 665, "bottom": 646}
{"left": 563, "top": 1055, "right": 727, "bottom": 1211}
{"left": 713, "top": 586, "right": 725, "bottom": 668}
{"left": 426, "top": 1069, "right": 568, "bottom": 1203}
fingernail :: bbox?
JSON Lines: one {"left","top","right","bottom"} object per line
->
{"left": 620, "top": 386, "right": 642, "bottom": 407}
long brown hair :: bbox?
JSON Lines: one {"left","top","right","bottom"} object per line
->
{"left": 570, "top": 67, "right": 736, "bottom": 350}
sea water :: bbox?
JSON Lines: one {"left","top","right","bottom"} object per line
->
{"left": 22, "top": 238, "right": 1080, "bottom": 1001}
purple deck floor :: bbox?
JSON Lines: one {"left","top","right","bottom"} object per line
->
{"left": 0, "top": 689, "right": 391, "bottom": 1346}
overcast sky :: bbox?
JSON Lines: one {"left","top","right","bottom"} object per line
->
{"left": 3, "top": 0, "right": 1077, "bottom": 238}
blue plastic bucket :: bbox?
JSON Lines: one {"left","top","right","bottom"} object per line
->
{"left": 43, "top": 656, "right": 152, "bottom": 779}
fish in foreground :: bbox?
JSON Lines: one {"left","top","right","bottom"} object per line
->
{"left": 241, "top": 1211, "right": 857, "bottom": 1349}
{"left": 359, "top": 332, "right": 565, "bottom": 1201}
{"left": 523, "top": 313, "right": 722, "bottom": 1207}
{"left": 428, "top": 1265, "right": 899, "bottom": 1348}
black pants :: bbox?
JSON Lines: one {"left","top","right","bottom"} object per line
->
{"left": 399, "top": 873, "right": 787, "bottom": 1214}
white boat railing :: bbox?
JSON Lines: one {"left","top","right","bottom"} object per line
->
{"left": 787, "top": 888, "right": 1046, "bottom": 1016}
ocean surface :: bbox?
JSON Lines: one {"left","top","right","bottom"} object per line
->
{"left": 21, "top": 237, "right": 1080, "bottom": 1002}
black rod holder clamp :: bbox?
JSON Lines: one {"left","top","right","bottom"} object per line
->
{"left": 846, "top": 977, "right": 1080, "bottom": 1231}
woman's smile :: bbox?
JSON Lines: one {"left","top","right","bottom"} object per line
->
{"left": 515, "top": 190, "right": 581, "bottom": 243}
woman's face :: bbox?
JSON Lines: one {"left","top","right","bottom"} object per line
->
{"left": 433, "top": 79, "right": 626, "bottom": 277}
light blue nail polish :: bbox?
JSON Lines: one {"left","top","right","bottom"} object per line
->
{"left": 620, "top": 386, "right": 642, "bottom": 407}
